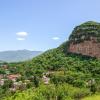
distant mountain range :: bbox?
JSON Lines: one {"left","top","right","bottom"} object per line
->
{"left": 0, "top": 50, "right": 42, "bottom": 62}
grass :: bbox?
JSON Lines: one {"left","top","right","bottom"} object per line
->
{"left": 82, "top": 94, "right": 100, "bottom": 100}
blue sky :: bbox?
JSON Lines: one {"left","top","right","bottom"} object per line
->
{"left": 0, "top": 0, "right": 100, "bottom": 51}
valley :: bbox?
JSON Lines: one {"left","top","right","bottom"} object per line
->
{"left": 0, "top": 21, "right": 100, "bottom": 100}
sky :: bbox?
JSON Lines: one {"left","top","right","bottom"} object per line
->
{"left": 0, "top": 0, "right": 100, "bottom": 51}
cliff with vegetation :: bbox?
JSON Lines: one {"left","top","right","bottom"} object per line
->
{"left": 68, "top": 21, "right": 100, "bottom": 58}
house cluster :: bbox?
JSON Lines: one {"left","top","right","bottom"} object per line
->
{"left": 0, "top": 64, "right": 51, "bottom": 92}
{"left": 0, "top": 65, "right": 26, "bottom": 91}
{"left": 0, "top": 73, "right": 23, "bottom": 91}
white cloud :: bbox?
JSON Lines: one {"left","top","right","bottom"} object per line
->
{"left": 16, "top": 32, "right": 28, "bottom": 41}
{"left": 52, "top": 37, "right": 60, "bottom": 40}
{"left": 16, "top": 37, "right": 25, "bottom": 41}
{"left": 16, "top": 32, "right": 28, "bottom": 37}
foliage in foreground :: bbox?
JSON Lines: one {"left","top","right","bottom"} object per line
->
{"left": 4, "top": 84, "right": 90, "bottom": 100}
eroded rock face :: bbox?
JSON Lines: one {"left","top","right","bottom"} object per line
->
{"left": 68, "top": 40, "right": 100, "bottom": 58}
{"left": 68, "top": 21, "right": 100, "bottom": 59}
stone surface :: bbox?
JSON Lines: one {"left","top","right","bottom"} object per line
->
{"left": 68, "top": 40, "right": 100, "bottom": 58}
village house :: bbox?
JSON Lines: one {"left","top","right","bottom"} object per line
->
{"left": 3, "top": 65, "right": 8, "bottom": 69}
{"left": 42, "top": 75, "right": 50, "bottom": 85}
{"left": 0, "top": 75, "right": 5, "bottom": 86}
{"left": 10, "top": 81, "right": 27, "bottom": 91}
{"left": 0, "top": 79, "right": 5, "bottom": 86}
{"left": 7, "top": 74, "right": 21, "bottom": 82}
{"left": 0, "top": 75, "right": 3, "bottom": 79}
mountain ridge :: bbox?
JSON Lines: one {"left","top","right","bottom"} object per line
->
{"left": 0, "top": 50, "right": 42, "bottom": 62}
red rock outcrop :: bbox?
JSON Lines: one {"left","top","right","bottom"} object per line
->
{"left": 68, "top": 40, "right": 100, "bottom": 58}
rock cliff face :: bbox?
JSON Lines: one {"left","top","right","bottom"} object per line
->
{"left": 68, "top": 21, "right": 100, "bottom": 58}
{"left": 69, "top": 40, "right": 100, "bottom": 58}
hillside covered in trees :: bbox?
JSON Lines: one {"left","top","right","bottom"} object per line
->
{"left": 1, "top": 21, "right": 100, "bottom": 100}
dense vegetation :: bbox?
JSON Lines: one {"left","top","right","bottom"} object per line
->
{"left": 1, "top": 21, "right": 100, "bottom": 100}
{"left": 2, "top": 42, "right": 99, "bottom": 100}
{"left": 69, "top": 21, "right": 100, "bottom": 43}
{"left": 4, "top": 84, "right": 90, "bottom": 100}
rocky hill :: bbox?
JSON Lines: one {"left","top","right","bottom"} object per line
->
{"left": 68, "top": 21, "right": 100, "bottom": 58}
